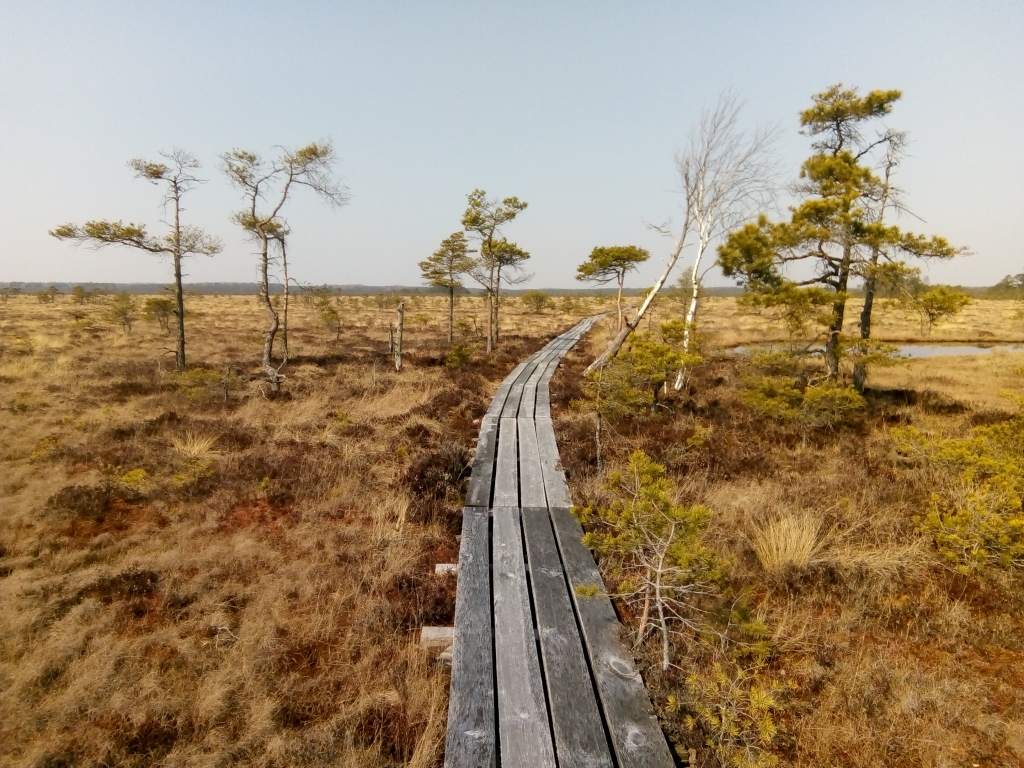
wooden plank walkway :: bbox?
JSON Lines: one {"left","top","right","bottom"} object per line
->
{"left": 446, "top": 319, "right": 674, "bottom": 768}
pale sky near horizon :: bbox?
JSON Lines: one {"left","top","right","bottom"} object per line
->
{"left": 1, "top": 1, "right": 1022, "bottom": 289}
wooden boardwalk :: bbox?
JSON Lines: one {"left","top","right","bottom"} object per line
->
{"left": 445, "top": 319, "right": 674, "bottom": 768}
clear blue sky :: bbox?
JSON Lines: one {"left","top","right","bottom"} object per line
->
{"left": 2, "top": 1, "right": 1021, "bottom": 288}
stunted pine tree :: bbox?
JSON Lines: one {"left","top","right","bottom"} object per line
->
{"left": 577, "top": 450, "right": 724, "bottom": 671}
{"left": 461, "top": 189, "right": 529, "bottom": 353}
{"left": 221, "top": 142, "right": 348, "bottom": 388}
{"left": 105, "top": 292, "right": 138, "bottom": 335}
{"left": 587, "top": 93, "right": 776, "bottom": 374}
{"left": 419, "top": 232, "right": 475, "bottom": 342}
{"left": 50, "top": 150, "right": 222, "bottom": 370}
{"left": 576, "top": 245, "right": 649, "bottom": 330}
{"left": 719, "top": 85, "right": 964, "bottom": 384}
{"left": 905, "top": 286, "right": 972, "bottom": 335}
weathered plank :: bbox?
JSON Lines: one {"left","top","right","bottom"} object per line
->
{"left": 535, "top": 416, "right": 572, "bottom": 508}
{"left": 522, "top": 507, "right": 615, "bottom": 768}
{"left": 445, "top": 507, "right": 496, "bottom": 768}
{"left": 501, "top": 352, "right": 549, "bottom": 418}
{"left": 549, "top": 506, "right": 675, "bottom": 768}
{"left": 517, "top": 418, "right": 547, "bottom": 508}
{"left": 486, "top": 360, "right": 528, "bottom": 418}
{"left": 450, "top": 314, "right": 675, "bottom": 768}
{"left": 535, "top": 356, "right": 562, "bottom": 413}
{"left": 492, "top": 417, "right": 519, "bottom": 507}
{"left": 465, "top": 416, "right": 498, "bottom": 508}
{"left": 492, "top": 507, "right": 557, "bottom": 768}
{"left": 521, "top": 348, "right": 559, "bottom": 418}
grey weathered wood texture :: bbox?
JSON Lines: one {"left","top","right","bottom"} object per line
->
{"left": 549, "top": 506, "right": 675, "bottom": 768}
{"left": 493, "top": 506, "right": 557, "bottom": 768}
{"left": 535, "top": 416, "right": 572, "bottom": 509}
{"left": 492, "top": 418, "right": 519, "bottom": 507}
{"left": 522, "top": 506, "right": 615, "bottom": 768}
{"left": 465, "top": 417, "right": 498, "bottom": 508}
{"left": 445, "top": 317, "right": 673, "bottom": 768}
{"left": 516, "top": 418, "right": 547, "bottom": 508}
{"left": 445, "top": 507, "right": 496, "bottom": 767}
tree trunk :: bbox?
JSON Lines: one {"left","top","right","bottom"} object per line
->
{"left": 258, "top": 237, "right": 282, "bottom": 388}
{"left": 824, "top": 242, "right": 853, "bottom": 381}
{"left": 394, "top": 302, "right": 404, "bottom": 371}
{"left": 683, "top": 243, "right": 704, "bottom": 354}
{"left": 616, "top": 275, "right": 624, "bottom": 332}
{"left": 854, "top": 159, "right": 893, "bottom": 392}
{"left": 279, "top": 239, "right": 290, "bottom": 372}
{"left": 853, "top": 248, "right": 879, "bottom": 393}
{"left": 485, "top": 291, "right": 493, "bottom": 355}
{"left": 493, "top": 267, "right": 502, "bottom": 347}
{"left": 172, "top": 185, "right": 186, "bottom": 371}
{"left": 595, "top": 409, "right": 603, "bottom": 470}
{"left": 447, "top": 285, "right": 454, "bottom": 343}
{"left": 173, "top": 254, "right": 186, "bottom": 371}
{"left": 672, "top": 242, "right": 706, "bottom": 390}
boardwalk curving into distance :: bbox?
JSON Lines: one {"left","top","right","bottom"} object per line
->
{"left": 445, "top": 318, "right": 674, "bottom": 768}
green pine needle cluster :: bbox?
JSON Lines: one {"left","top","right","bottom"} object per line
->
{"left": 893, "top": 399, "right": 1024, "bottom": 573}
{"left": 741, "top": 377, "right": 866, "bottom": 432}
{"left": 674, "top": 662, "right": 791, "bottom": 768}
{"left": 576, "top": 451, "right": 726, "bottom": 669}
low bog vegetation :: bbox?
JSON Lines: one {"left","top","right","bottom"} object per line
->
{"left": 554, "top": 309, "right": 1024, "bottom": 767}
{"left": 4, "top": 292, "right": 1024, "bottom": 767}
{"left": 0, "top": 293, "right": 602, "bottom": 767}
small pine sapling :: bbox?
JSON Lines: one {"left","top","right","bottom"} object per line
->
{"left": 105, "top": 292, "right": 138, "bottom": 335}
{"left": 576, "top": 450, "right": 726, "bottom": 670}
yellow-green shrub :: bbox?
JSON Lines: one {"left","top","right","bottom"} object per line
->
{"left": 742, "top": 377, "right": 865, "bottom": 431}
{"left": 893, "top": 408, "right": 1024, "bottom": 572}
{"left": 673, "top": 662, "right": 789, "bottom": 768}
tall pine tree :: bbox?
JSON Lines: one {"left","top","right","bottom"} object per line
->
{"left": 718, "top": 84, "right": 962, "bottom": 384}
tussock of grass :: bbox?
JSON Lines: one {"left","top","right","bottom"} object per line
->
{"left": 170, "top": 430, "right": 220, "bottom": 459}
{"left": 748, "top": 514, "right": 824, "bottom": 575}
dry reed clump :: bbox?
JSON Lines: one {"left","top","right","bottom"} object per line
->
{"left": 554, "top": 313, "right": 1024, "bottom": 767}
{"left": 0, "top": 293, "right": 594, "bottom": 767}
{"left": 170, "top": 431, "right": 220, "bottom": 460}
{"left": 747, "top": 514, "right": 826, "bottom": 576}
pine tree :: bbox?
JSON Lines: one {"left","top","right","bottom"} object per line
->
{"left": 419, "top": 232, "right": 475, "bottom": 342}
{"left": 718, "top": 84, "right": 964, "bottom": 384}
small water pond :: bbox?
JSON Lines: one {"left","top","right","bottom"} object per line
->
{"left": 731, "top": 343, "right": 1024, "bottom": 359}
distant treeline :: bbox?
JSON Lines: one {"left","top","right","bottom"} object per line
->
{"left": 0, "top": 281, "right": 747, "bottom": 297}
{"left": 4, "top": 278, "right": 1023, "bottom": 299}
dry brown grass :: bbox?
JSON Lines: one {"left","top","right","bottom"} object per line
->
{"left": 552, "top": 306, "right": 1024, "bottom": 768}
{"left": 680, "top": 295, "right": 1024, "bottom": 347}
{"left": 0, "top": 292, "right": 602, "bottom": 767}
{"left": 5, "top": 289, "right": 1020, "bottom": 767}
{"left": 869, "top": 348, "right": 1024, "bottom": 412}
{"left": 747, "top": 514, "right": 825, "bottom": 576}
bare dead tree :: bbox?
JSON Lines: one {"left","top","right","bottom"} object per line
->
{"left": 673, "top": 96, "right": 778, "bottom": 387}
{"left": 853, "top": 130, "right": 908, "bottom": 392}
{"left": 221, "top": 142, "right": 348, "bottom": 389}
{"left": 394, "top": 302, "right": 404, "bottom": 371}
{"left": 585, "top": 93, "right": 777, "bottom": 376}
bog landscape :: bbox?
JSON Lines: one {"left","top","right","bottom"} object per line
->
{"left": 2, "top": 85, "right": 1024, "bottom": 768}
